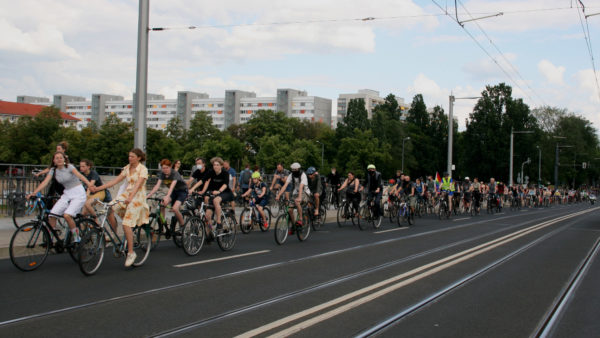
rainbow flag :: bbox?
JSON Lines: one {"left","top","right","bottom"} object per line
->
{"left": 435, "top": 172, "right": 442, "bottom": 192}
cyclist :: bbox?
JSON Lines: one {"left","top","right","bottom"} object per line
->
{"left": 487, "top": 178, "right": 498, "bottom": 209}
{"left": 270, "top": 162, "right": 291, "bottom": 201}
{"left": 27, "top": 151, "right": 93, "bottom": 242}
{"left": 462, "top": 177, "right": 472, "bottom": 211}
{"left": 415, "top": 177, "right": 426, "bottom": 208}
{"left": 238, "top": 163, "right": 252, "bottom": 196}
{"left": 326, "top": 167, "right": 341, "bottom": 208}
{"left": 147, "top": 159, "right": 189, "bottom": 234}
{"left": 241, "top": 171, "right": 269, "bottom": 229}
{"left": 188, "top": 157, "right": 210, "bottom": 193}
{"left": 472, "top": 177, "right": 482, "bottom": 211}
{"left": 79, "top": 159, "right": 113, "bottom": 224}
{"left": 338, "top": 171, "right": 361, "bottom": 216}
{"left": 223, "top": 160, "right": 237, "bottom": 208}
{"left": 199, "top": 157, "right": 235, "bottom": 233}
{"left": 90, "top": 148, "right": 150, "bottom": 267}
{"left": 405, "top": 175, "right": 417, "bottom": 216}
{"left": 172, "top": 159, "right": 182, "bottom": 173}
{"left": 366, "top": 164, "right": 383, "bottom": 218}
{"left": 440, "top": 171, "right": 455, "bottom": 214}
{"left": 34, "top": 141, "right": 70, "bottom": 179}
{"left": 306, "top": 167, "right": 322, "bottom": 217}
{"left": 276, "top": 162, "right": 310, "bottom": 229}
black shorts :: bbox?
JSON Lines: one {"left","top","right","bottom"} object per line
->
{"left": 218, "top": 190, "right": 234, "bottom": 203}
{"left": 170, "top": 189, "right": 188, "bottom": 203}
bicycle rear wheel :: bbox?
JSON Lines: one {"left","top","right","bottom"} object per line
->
{"left": 336, "top": 204, "right": 348, "bottom": 227}
{"left": 71, "top": 218, "right": 96, "bottom": 263}
{"left": 171, "top": 213, "right": 185, "bottom": 248}
{"left": 182, "top": 216, "right": 204, "bottom": 256}
{"left": 148, "top": 214, "right": 161, "bottom": 250}
{"left": 274, "top": 214, "right": 290, "bottom": 245}
{"left": 10, "top": 222, "right": 50, "bottom": 271}
{"left": 132, "top": 225, "right": 151, "bottom": 266}
{"left": 78, "top": 228, "right": 105, "bottom": 276}
{"left": 217, "top": 212, "right": 237, "bottom": 251}
{"left": 239, "top": 208, "right": 253, "bottom": 234}
{"left": 358, "top": 205, "right": 368, "bottom": 231}
{"left": 259, "top": 207, "right": 272, "bottom": 232}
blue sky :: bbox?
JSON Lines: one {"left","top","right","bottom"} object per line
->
{"left": 1, "top": 0, "right": 600, "bottom": 131}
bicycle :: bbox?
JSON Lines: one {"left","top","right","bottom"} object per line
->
{"left": 239, "top": 198, "right": 272, "bottom": 234}
{"left": 146, "top": 196, "right": 186, "bottom": 250}
{"left": 193, "top": 195, "right": 237, "bottom": 252}
{"left": 180, "top": 193, "right": 208, "bottom": 256}
{"left": 12, "top": 193, "right": 59, "bottom": 228}
{"left": 305, "top": 196, "right": 326, "bottom": 231}
{"left": 359, "top": 194, "right": 382, "bottom": 230}
{"left": 78, "top": 199, "right": 151, "bottom": 276}
{"left": 438, "top": 192, "right": 451, "bottom": 219}
{"left": 397, "top": 196, "right": 413, "bottom": 226}
{"left": 274, "top": 199, "right": 310, "bottom": 245}
{"left": 9, "top": 194, "right": 92, "bottom": 271}
{"left": 337, "top": 195, "right": 360, "bottom": 228}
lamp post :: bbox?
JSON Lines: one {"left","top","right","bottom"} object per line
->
{"left": 521, "top": 157, "right": 531, "bottom": 186}
{"left": 134, "top": 0, "right": 149, "bottom": 151}
{"left": 509, "top": 128, "right": 534, "bottom": 186}
{"left": 554, "top": 141, "right": 572, "bottom": 188}
{"left": 402, "top": 137, "right": 410, "bottom": 173}
{"left": 536, "top": 145, "right": 541, "bottom": 187}
{"left": 316, "top": 141, "right": 324, "bottom": 171}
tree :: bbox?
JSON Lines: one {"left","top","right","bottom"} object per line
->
{"left": 336, "top": 98, "right": 369, "bottom": 139}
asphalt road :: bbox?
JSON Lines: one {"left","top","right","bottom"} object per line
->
{"left": 0, "top": 202, "right": 598, "bottom": 338}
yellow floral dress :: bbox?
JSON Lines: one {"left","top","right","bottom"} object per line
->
{"left": 113, "top": 164, "right": 150, "bottom": 228}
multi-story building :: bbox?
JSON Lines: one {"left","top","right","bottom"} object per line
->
{"left": 337, "top": 89, "right": 409, "bottom": 122}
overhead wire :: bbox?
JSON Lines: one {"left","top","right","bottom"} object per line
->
{"left": 431, "top": 0, "right": 538, "bottom": 106}
{"left": 575, "top": 0, "right": 600, "bottom": 102}
{"left": 456, "top": 0, "right": 547, "bottom": 107}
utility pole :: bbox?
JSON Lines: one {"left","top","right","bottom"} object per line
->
{"left": 134, "top": 0, "right": 149, "bottom": 151}
{"left": 509, "top": 129, "right": 533, "bottom": 186}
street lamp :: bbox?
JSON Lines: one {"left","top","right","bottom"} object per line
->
{"left": 554, "top": 139, "right": 573, "bottom": 188}
{"left": 316, "top": 140, "right": 324, "bottom": 171}
{"left": 521, "top": 157, "right": 531, "bottom": 186}
{"left": 509, "top": 128, "right": 534, "bottom": 186}
{"left": 402, "top": 137, "right": 410, "bottom": 173}
{"left": 536, "top": 145, "right": 541, "bottom": 187}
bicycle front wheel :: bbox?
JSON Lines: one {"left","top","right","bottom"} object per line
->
{"left": 358, "top": 205, "right": 368, "bottom": 231}
{"left": 10, "top": 222, "right": 50, "bottom": 271}
{"left": 132, "top": 225, "right": 151, "bottom": 266}
{"left": 274, "top": 214, "right": 290, "bottom": 245}
{"left": 336, "top": 205, "right": 348, "bottom": 227}
{"left": 78, "top": 228, "right": 105, "bottom": 276}
{"left": 217, "top": 212, "right": 237, "bottom": 251}
{"left": 296, "top": 212, "right": 311, "bottom": 241}
{"left": 182, "top": 216, "right": 204, "bottom": 256}
{"left": 239, "top": 208, "right": 253, "bottom": 234}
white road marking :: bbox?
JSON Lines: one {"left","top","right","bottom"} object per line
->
{"left": 236, "top": 207, "right": 598, "bottom": 338}
{"left": 374, "top": 227, "right": 409, "bottom": 234}
{"left": 452, "top": 217, "right": 470, "bottom": 222}
{"left": 173, "top": 250, "right": 270, "bottom": 268}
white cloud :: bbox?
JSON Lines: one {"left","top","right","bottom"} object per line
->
{"left": 0, "top": 18, "right": 79, "bottom": 58}
{"left": 538, "top": 59, "right": 565, "bottom": 85}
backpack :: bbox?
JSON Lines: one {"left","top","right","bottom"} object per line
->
{"left": 240, "top": 169, "right": 252, "bottom": 186}
{"left": 48, "top": 168, "right": 64, "bottom": 197}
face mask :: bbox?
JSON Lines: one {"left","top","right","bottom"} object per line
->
{"left": 292, "top": 171, "right": 301, "bottom": 178}
{"left": 369, "top": 171, "right": 375, "bottom": 176}
{"left": 198, "top": 165, "right": 203, "bottom": 170}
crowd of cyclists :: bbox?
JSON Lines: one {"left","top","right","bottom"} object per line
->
{"left": 11, "top": 140, "right": 599, "bottom": 273}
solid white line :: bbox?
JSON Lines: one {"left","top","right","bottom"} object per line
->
{"left": 173, "top": 250, "right": 270, "bottom": 268}
{"left": 452, "top": 217, "right": 470, "bottom": 222}
{"left": 236, "top": 207, "right": 598, "bottom": 338}
{"left": 374, "top": 227, "right": 409, "bottom": 234}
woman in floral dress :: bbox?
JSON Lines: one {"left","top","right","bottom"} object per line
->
{"left": 92, "top": 148, "right": 149, "bottom": 267}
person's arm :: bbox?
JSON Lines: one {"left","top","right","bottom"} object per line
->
{"left": 230, "top": 173, "right": 237, "bottom": 191}
{"left": 27, "top": 174, "right": 53, "bottom": 199}
{"left": 71, "top": 167, "right": 93, "bottom": 188}
{"left": 270, "top": 174, "right": 278, "bottom": 190}
{"left": 34, "top": 167, "right": 50, "bottom": 177}
{"left": 147, "top": 179, "right": 163, "bottom": 198}
{"left": 338, "top": 179, "right": 348, "bottom": 191}
{"left": 213, "top": 183, "right": 227, "bottom": 195}
{"left": 199, "top": 179, "right": 211, "bottom": 195}
{"left": 92, "top": 173, "right": 125, "bottom": 193}
{"left": 163, "top": 180, "right": 177, "bottom": 205}
{"left": 258, "top": 185, "right": 266, "bottom": 199}
{"left": 277, "top": 176, "right": 290, "bottom": 200}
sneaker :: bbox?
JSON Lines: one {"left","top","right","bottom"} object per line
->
{"left": 71, "top": 229, "right": 81, "bottom": 243}
{"left": 216, "top": 223, "right": 223, "bottom": 230}
{"left": 263, "top": 222, "right": 269, "bottom": 229}
{"left": 125, "top": 252, "right": 137, "bottom": 267}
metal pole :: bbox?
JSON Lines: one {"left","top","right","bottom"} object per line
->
{"left": 509, "top": 128, "right": 514, "bottom": 186}
{"left": 447, "top": 95, "right": 454, "bottom": 176}
{"left": 320, "top": 143, "right": 324, "bottom": 171}
{"left": 402, "top": 138, "right": 406, "bottom": 173}
{"left": 554, "top": 143, "right": 559, "bottom": 188}
{"left": 537, "top": 146, "right": 541, "bottom": 187}
{"left": 134, "top": 0, "right": 149, "bottom": 151}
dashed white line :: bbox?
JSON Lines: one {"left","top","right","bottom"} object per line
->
{"left": 173, "top": 250, "right": 270, "bottom": 268}
{"left": 374, "top": 227, "right": 409, "bottom": 234}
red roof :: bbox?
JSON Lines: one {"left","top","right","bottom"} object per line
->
{"left": 0, "top": 101, "right": 79, "bottom": 121}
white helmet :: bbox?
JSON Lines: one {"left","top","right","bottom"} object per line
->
{"left": 290, "top": 162, "right": 301, "bottom": 170}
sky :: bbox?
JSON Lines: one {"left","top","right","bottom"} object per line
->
{"left": 1, "top": 0, "right": 600, "bottom": 131}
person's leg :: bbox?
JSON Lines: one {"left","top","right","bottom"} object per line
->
{"left": 214, "top": 196, "right": 223, "bottom": 227}
{"left": 314, "top": 193, "right": 320, "bottom": 215}
{"left": 172, "top": 200, "right": 184, "bottom": 227}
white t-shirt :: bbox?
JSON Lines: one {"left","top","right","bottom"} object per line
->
{"left": 286, "top": 172, "right": 311, "bottom": 195}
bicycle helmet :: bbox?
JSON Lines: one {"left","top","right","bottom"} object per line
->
{"left": 306, "top": 166, "right": 316, "bottom": 175}
{"left": 251, "top": 171, "right": 261, "bottom": 179}
{"left": 388, "top": 179, "right": 395, "bottom": 185}
{"left": 367, "top": 164, "right": 376, "bottom": 170}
